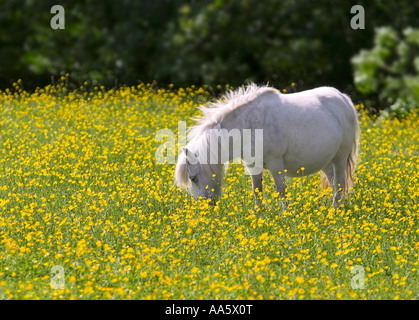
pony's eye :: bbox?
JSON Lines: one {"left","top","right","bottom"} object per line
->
{"left": 190, "top": 176, "right": 198, "bottom": 183}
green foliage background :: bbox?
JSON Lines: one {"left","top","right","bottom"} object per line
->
{"left": 1, "top": 0, "right": 419, "bottom": 111}
{"left": 352, "top": 26, "right": 419, "bottom": 115}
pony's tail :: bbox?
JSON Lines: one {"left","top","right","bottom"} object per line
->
{"left": 320, "top": 133, "right": 359, "bottom": 195}
{"left": 320, "top": 171, "right": 331, "bottom": 190}
{"left": 343, "top": 95, "right": 360, "bottom": 196}
{"left": 343, "top": 128, "right": 359, "bottom": 195}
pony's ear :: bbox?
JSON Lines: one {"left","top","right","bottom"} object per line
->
{"left": 183, "top": 147, "right": 198, "bottom": 164}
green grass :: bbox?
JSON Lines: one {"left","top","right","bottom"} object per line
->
{"left": 0, "top": 82, "right": 417, "bottom": 299}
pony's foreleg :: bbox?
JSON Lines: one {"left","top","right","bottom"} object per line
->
{"left": 250, "top": 172, "right": 263, "bottom": 207}
{"left": 270, "top": 169, "right": 288, "bottom": 211}
{"left": 267, "top": 159, "right": 286, "bottom": 198}
{"left": 246, "top": 164, "right": 264, "bottom": 207}
{"left": 270, "top": 170, "right": 286, "bottom": 198}
{"left": 267, "top": 158, "right": 287, "bottom": 210}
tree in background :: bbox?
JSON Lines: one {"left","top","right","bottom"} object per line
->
{"left": 352, "top": 27, "right": 419, "bottom": 115}
{"left": 1, "top": 0, "right": 419, "bottom": 112}
{"left": 157, "top": 0, "right": 363, "bottom": 89}
{"left": 157, "top": 0, "right": 419, "bottom": 97}
{"left": 0, "top": 0, "right": 180, "bottom": 89}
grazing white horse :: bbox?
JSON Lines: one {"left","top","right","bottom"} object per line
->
{"left": 175, "top": 83, "right": 359, "bottom": 208}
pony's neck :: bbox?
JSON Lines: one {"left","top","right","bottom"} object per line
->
{"left": 203, "top": 122, "right": 243, "bottom": 165}
{"left": 219, "top": 106, "right": 249, "bottom": 132}
{"left": 216, "top": 105, "right": 264, "bottom": 170}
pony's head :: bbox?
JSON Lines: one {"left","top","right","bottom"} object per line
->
{"left": 175, "top": 143, "right": 224, "bottom": 205}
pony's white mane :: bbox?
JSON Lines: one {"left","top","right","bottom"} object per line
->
{"left": 175, "top": 150, "right": 190, "bottom": 188}
{"left": 188, "top": 83, "right": 279, "bottom": 141}
{"left": 175, "top": 83, "right": 278, "bottom": 189}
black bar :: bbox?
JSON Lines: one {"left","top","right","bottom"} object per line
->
{"left": 0, "top": 300, "right": 414, "bottom": 319}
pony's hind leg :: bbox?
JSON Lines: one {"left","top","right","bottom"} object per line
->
{"left": 321, "top": 163, "right": 334, "bottom": 191}
{"left": 322, "top": 163, "right": 341, "bottom": 207}
{"left": 332, "top": 159, "right": 346, "bottom": 208}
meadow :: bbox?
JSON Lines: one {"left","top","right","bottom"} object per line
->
{"left": 0, "top": 79, "right": 417, "bottom": 299}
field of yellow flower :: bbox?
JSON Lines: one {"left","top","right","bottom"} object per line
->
{"left": 0, "top": 80, "right": 417, "bottom": 299}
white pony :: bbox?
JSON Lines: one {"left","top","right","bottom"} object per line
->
{"left": 175, "top": 83, "right": 359, "bottom": 207}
